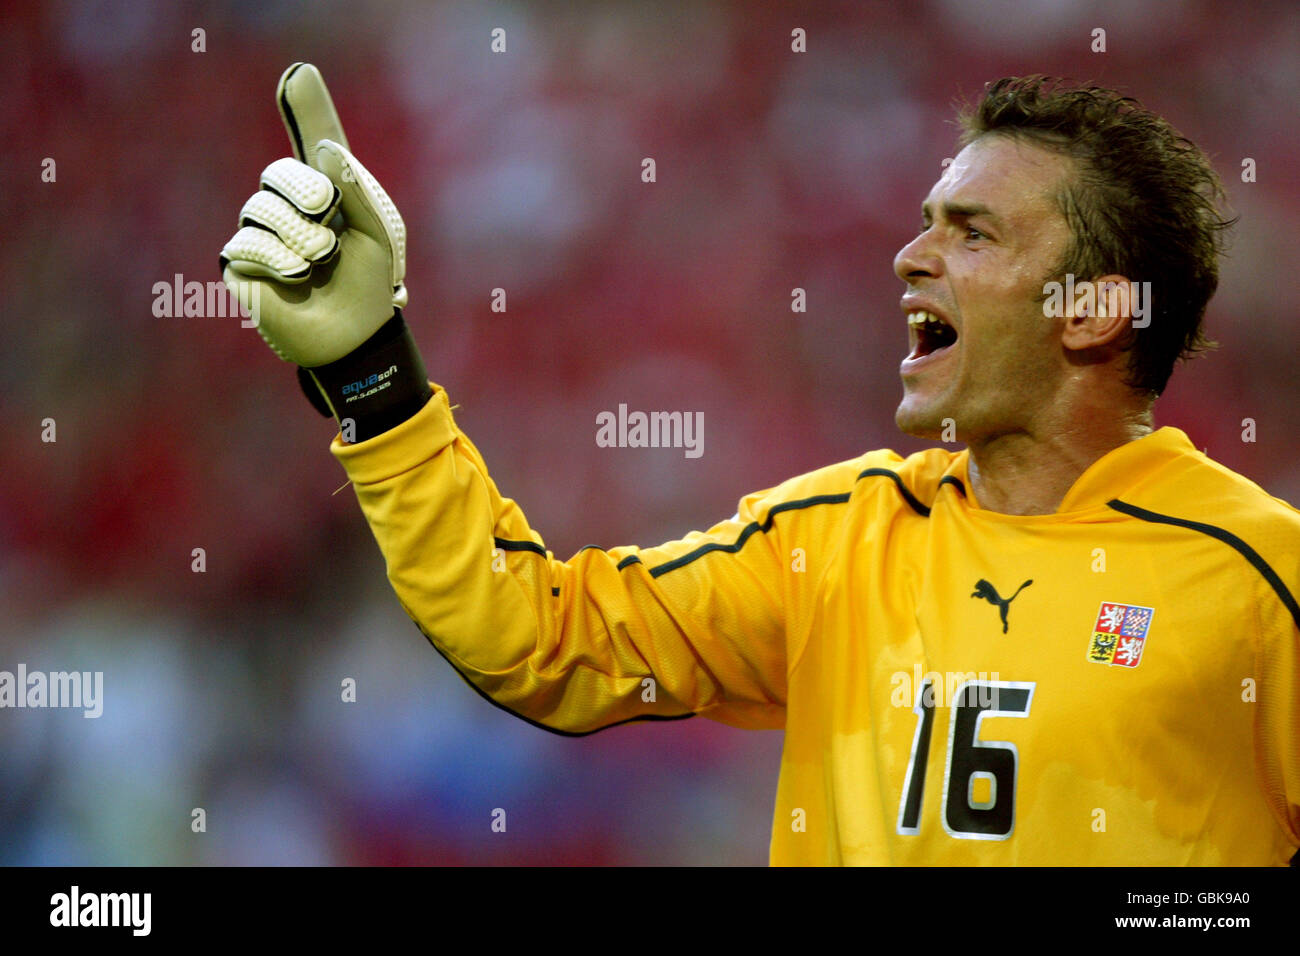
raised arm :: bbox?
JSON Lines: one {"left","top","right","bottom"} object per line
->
{"left": 218, "top": 63, "right": 838, "bottom": 733}
{"left": 330, "top": 384, "right": 814, "bottom": 732}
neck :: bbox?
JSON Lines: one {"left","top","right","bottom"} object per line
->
{"left": 966, "top": 405, "right": 1154, "bottom": 516}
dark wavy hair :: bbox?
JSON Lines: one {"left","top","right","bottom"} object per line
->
{"left": 958, "top": 75, "right": 1235, "bottom": 395}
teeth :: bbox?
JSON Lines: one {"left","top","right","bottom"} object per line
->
{"left": 907, "top": 310, "right": 940, "bottom": 327}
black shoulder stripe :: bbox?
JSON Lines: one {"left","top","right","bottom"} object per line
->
{"left": 647, "top": 491, "right": 851, "bottom": 578}
{"left": 858, "top": 467, "right": 931, "bottom": 517}
{"left": 495, "top": 537, "right": 559, "bottom": 593}
{"left": 1107, "top": 499, "right": 1300, "bottom": 633}
{"left": 502, "top": 467, "right": 937, "bottom": 581}
{"left": 412, "top": 622, "right": 695, "bottom": 737}
{"left": 494, "top": 537, "right": 547, "bottom": 558}
{"left": 938, "top": 475, "right": 967, "bottom": 498}
{"left": 642, "top": 468, "right": 944, "bottom": 578}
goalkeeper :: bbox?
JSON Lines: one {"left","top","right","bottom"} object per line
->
{"left": 221, "top": 64, "right": 1300, "bottom": 865}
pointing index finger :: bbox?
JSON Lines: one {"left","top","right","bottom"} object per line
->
{"left": 276, "top": 62, "right": 351, "bottom": 170}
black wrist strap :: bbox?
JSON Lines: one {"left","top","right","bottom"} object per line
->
{"left": 297, "top": 309, "right": 433, "bottom": 443}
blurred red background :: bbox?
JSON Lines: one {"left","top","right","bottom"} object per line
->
{"left": 0, "top": 0, "right": 1296, "bottom": 864}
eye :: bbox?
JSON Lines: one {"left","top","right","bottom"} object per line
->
{"left": 966, "top": 226, "right": 987, "bottom": 241}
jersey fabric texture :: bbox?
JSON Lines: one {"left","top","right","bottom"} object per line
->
{"left": 331, "top": 384, "right": 1300, "bottom": 866}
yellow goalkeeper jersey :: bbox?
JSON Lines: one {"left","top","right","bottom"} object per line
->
{"left": 332, "top": 385, "right": 1300, "bottom": 866}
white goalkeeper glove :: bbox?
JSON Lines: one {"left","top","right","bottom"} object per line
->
{"left": 220, "top": 62, "right": 431, "bottom": 441}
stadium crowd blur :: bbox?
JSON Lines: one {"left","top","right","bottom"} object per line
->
{"left": 1, "top": 0, "right": 1296, "bottom": 864}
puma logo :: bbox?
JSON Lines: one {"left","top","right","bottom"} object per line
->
{"left": 971, "top": 578, "right": 1033, "bottom": 633}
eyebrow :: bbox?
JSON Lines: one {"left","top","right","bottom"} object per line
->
{"left": 921, "top": 201, "right": 1003, "bottom": 225}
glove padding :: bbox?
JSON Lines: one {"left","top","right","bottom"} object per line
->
{"left": 220, "top": 62, "right": 408, "bottom": 368}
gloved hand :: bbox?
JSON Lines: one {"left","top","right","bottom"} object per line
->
{"left": 220, "top": 62, "right": 431, "bottom": 441}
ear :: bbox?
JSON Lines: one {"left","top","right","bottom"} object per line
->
{"left": 1061, "top": 274, "right": 1136, "bottom": 351}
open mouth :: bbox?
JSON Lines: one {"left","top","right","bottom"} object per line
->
{"left": 906, "top": 310, "right": 958, "bottom": 360}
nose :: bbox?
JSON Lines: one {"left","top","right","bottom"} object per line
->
{"left": 893, "top": 230, "right": 943, "bottom": 284}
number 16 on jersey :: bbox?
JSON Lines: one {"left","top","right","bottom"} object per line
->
{"left": 896, "top": 679, "right": 1037, "bottom": 840}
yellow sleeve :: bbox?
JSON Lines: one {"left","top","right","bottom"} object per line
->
{"left": 1252, "top": 504, "right": 1300, "bottom": 849}
{"left": 330, "top": 385, "right": 846, "bottom": 734}
{"left": 1258, "top": 610, "right": 1300, "bottom": 848}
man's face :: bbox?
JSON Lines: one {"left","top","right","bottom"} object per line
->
{"left": 893, "top": 134, "right": 1077, "bottom": 441}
